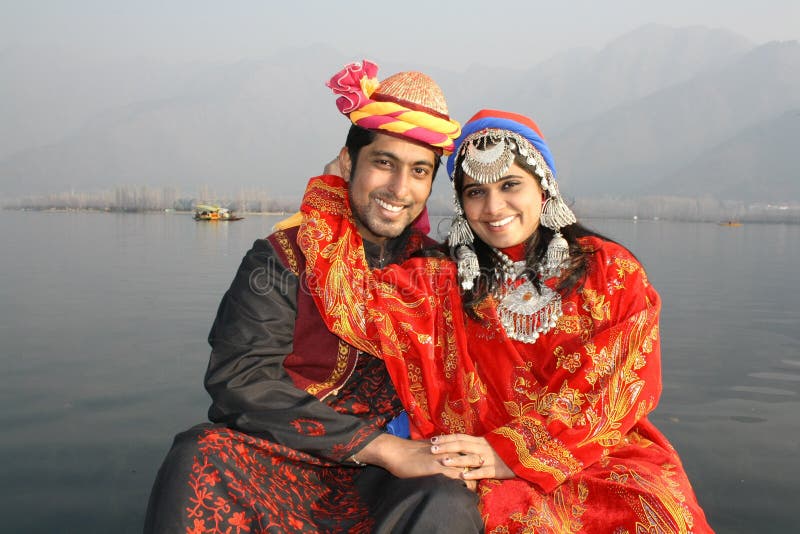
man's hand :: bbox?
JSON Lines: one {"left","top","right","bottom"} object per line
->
{"left": 323, "top": 157, "right": 342, "bottom": 176}
{"left": 354, "top": 433, "right": 474, "bottom": 488}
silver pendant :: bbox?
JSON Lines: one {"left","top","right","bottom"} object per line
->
{"left": 497, "top": 280, "right": 562, "bottom": 344}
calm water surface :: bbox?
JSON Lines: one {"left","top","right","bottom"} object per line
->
{"left": 1, "top": 211, "right": 798, "bottom": 533}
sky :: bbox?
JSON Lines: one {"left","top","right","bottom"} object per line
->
{"left": 2, "top": 0, "right": 798, "bottom": 70}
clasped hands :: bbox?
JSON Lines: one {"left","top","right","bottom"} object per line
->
{"left": 360, "top": 433, "right": 513, "bottom": 492}
{"left": 430, "top": 433, "right": 514, "bottom": 482}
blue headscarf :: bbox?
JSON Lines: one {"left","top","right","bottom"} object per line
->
{"left": 446, "top": 109, "right": 556, "bottom": 179}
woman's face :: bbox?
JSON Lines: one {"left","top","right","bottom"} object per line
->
{"left": 461, "top": 161, "right": 544, "bottom": 249}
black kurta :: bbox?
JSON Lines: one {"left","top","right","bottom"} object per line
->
{"left": 144, "top": 223, "right": 481, "bottom": 533}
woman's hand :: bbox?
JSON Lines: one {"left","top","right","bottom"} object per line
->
{"left": 430, "top": 434, "right": 515, "bottom": 481}
{"left": 322, "top": 157, "right": 341, "bottom": 176}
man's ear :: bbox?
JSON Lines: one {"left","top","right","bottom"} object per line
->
{"left": 338, "top": 147, "right": 352, "bottom": 182}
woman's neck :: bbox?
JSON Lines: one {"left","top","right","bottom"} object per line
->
{"left": 498, "top": 242, "right": 527, "bottom": 262}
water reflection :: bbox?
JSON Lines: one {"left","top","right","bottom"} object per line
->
{"left": 1, "top": 212, "right": 798, "bottom": 533}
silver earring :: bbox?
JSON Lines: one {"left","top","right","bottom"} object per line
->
{"left": 448, "top": 189, "right": 479, "bottom": 290}
{"left": 539, "top": 182, "right": 576, "bottom": 277}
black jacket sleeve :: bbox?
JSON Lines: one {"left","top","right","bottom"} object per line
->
{"left": 203, "top": 238, "right": 381, "bottom": 461}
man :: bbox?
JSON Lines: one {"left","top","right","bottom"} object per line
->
{"left": 144, "top": 60, "right": 483, "bottom": 533}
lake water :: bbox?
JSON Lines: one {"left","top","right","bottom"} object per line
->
{"left": 1, "top": 210, "right": 798, "bottom": 533}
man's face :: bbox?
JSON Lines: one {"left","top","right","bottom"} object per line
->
{"left": 339, "top": 133, "right": 436, "bottom": 243}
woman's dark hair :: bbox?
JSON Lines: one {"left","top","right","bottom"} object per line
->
{"left": 450, "top": 149, "right": 613, "bottom": 319}
{"left": 344, "top": 124, "right": 441, "bottom": 178}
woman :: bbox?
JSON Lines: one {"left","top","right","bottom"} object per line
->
{"left": 298, "top": 110, "right": 712, "bottom": 533}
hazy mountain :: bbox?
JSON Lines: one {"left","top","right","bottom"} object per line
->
{"left": 494, "top": 24, "right": 753, "bottom": 135}
{"left": 551, "top": 40, "right": 800, "bottom": 202}
{"left": 0, "top": 46, "right": 218, "bottom": 158}
{"left": 0, "top": 26, "right": 797, "bottom": 204}
{"left": 0, "top": 45, "right": 353, "bottom": 197}
{"left": 650, "top": 109, "right": 800, "bottom": 201}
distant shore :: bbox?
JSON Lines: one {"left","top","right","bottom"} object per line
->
{"left": 4, "top": 204, "right": 800, "bottom": 225}
{"left": 3, "top": 207, "right": 290, "bottom": 216}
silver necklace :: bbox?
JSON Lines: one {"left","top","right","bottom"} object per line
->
{"left": 492, "top": 249, "right": 562, "bottom": 344}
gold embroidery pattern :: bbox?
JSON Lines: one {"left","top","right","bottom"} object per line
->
{"left": 305, "top": 339, "right": 352, "bottom": 396}
{"left": 492, "top": 417, "right": 582, "bottom": 483}
{"left": 610, "top": 463, "right": 693, "bottom": 534}
{"left": 473, "top": 297, "right": 501, "bottom": 342}
{"left": 442, "top": 306, "right": 458, "bottom": 379}
{"left": 464, "top": 371, "right": 488, "bottom": 404}
{"left": 304, "top": 180, "right": 350, "bottom": 217}
{"left": 306, "top": 225, "right": 381, "bottom": 358}
{"left": 273, "top": 230, "right": 299, "bottom": 276}
{"left": 415, "top": 332, "right": 433, "bottom": 345}
{"left": 578, "top": 310, "right": 656, "bottom": 448}
{"left": 367, "top": 309, "right": 405, "bottom": 360}
{"left": 370, "top": 289, "right": 429, "bottom": 360}
{"left": 584, "top": 340, "right": 617, "bottom": 387}
{"left": 555, "top": 314, "right": 593, "bottom": 342}
{"left": 296, "top": 210, "right": 332, "bottom": 269}
{"left": 510, "top": 371, "right": 586, "bottom": 428}
{"left": 581, "top": 288, "right": 611, "bottom": 322}
{"left": 640, "top": 324, "right": 659, "bottom": 368}
{"left": 505, "top": 478, "right": 589, "bottom": 533}
{"left": 554, "top": 346, "right": 582, "bottom": 373}
{"left": 614, "top": 257, "right": 640, "bottom": 280}
{"left": 547, "top": 381, "right": 586, "bottom": 428}
{"left": 441, "top": 395, "right": 468, "bottom": 434}
{"left": 407, "top": 363, "right": 430, "bottom": 417}
{"left": 609, "top": 255, "right": 644, "bottom": 292}
{"left": 483, "top": 459, "right": 694, "bottom": 534}
{"left": 507, "top": 501, "right": 558, "bottom": 532}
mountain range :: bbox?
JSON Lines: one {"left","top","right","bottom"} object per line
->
{"left": 1, "top": 24, "right": 798, "bottom": 204}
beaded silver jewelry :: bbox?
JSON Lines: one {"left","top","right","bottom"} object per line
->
{"left": 493, "top": 249, "right": 562, "bottom": 344}
{"left": 448, "top": 188, "right": 480, "bottom": 291}
{"left": 449, "top": 127, "right": 577, "bottom": 292}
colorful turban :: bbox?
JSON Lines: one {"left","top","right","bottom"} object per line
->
{"left": 327, "top": 60, "right": 461, "bottom": 155}
{"left": 446, "top": 109, "right": 557, "bottom": 180}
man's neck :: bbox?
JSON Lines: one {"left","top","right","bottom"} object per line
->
{"left": 361, "top": 228, "right": 411, "bottom": 269}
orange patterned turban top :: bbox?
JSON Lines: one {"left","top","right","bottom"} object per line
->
{"left": 327, "top": 60, "right": 461, "bottom": 155}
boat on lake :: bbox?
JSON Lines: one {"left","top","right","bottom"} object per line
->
{"left": 718, "top": 220, "right": 742, "bottom": 227}
{"left": 193, "top": 204, "right": 244, "bottom": 221}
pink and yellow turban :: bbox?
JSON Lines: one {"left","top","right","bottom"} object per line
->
{"left": 327, "top": 60, "right": 461, "bottom": 155}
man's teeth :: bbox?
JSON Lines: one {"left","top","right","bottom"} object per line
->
{"left": 489, "top": 216, "right": 514, "bottom": 227}
{"left": 376, "top": 198, "right": 403, "bottom": 212}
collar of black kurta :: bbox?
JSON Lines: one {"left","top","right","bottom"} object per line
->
{"left": 362, "top": 227, "right": 412, "bottom": 269}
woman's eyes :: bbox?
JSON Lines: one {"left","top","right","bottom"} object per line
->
{"left": 466, "top": 181, "right": 521, "bottom": 197}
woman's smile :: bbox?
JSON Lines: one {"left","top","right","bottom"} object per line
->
{"left": 462, "top": 163, "right": 543, "bottom": 248}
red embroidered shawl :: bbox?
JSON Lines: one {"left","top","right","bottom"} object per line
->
{"left": 298, "top": 176, "right": 711, "bottom": 533}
